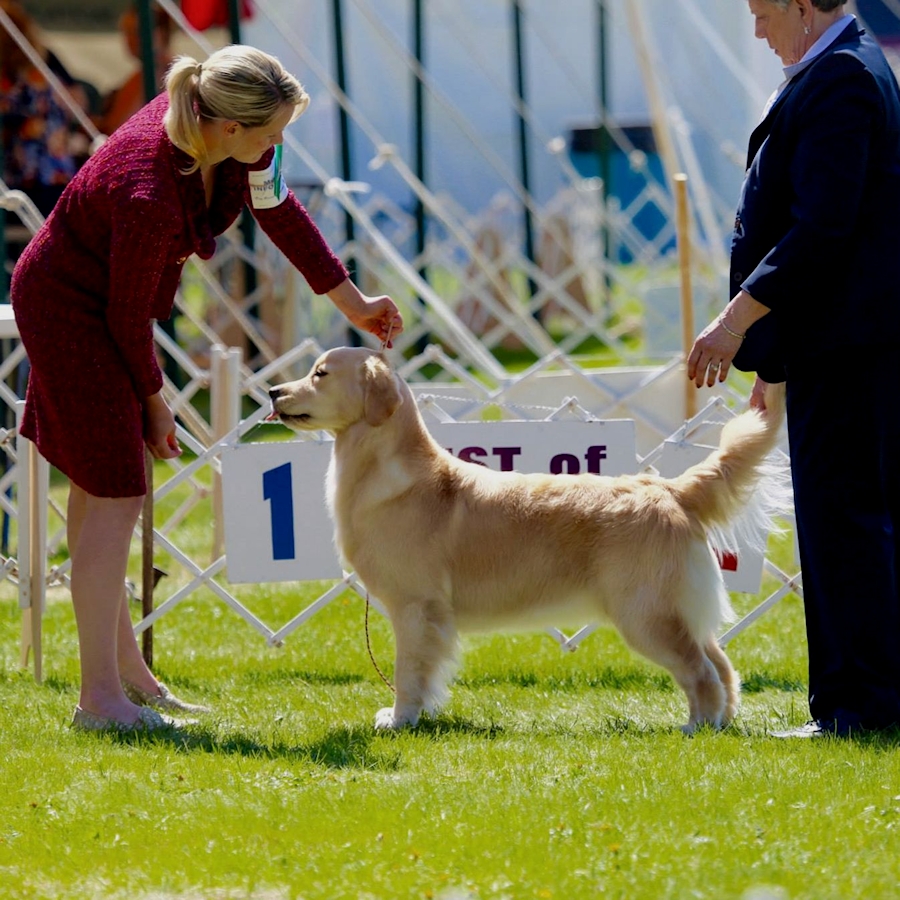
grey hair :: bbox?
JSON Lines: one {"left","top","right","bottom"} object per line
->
{"left": 164, "top": 44, "right": 309, "bottom": 173}
{"left": 764, "top": 0, "right": 847, "bottom": 10}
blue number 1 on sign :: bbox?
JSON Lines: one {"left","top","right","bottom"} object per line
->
{"left": 262, "top": 462, "right": 296, "bottom": 560}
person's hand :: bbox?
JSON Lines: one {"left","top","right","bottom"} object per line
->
{"left": 687, "top": 289, "right": 769, "bottom": 389}
{"left": 345, "top": 294, "right": 404, "bottom": 348}
{"left": 748, "top": 376, "right": 768, "bottom": 412}
{"left": 143, "top": 392, "right": 182, "bottom": 460}
{"left": 327, "top": 278, "right": 404, "bottom": 347}
{"left": 686, "top": 317, "right": 744, "bottom": 388}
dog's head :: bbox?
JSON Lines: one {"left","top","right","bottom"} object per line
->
{"left": 269, "top": 347, "right": 402, "bottom": 434}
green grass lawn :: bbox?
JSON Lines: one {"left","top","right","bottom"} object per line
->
{"left": 1, "top": 498, "right": 899, "bottom": 899}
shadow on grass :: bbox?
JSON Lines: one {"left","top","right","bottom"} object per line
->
{"left": 240, "top": 669, "right": 366, "bottom": 688}
{"left": 377, "top": 711, "right": 507, "bottom": 740}
{"left": 98, "top": 708, "right": 509, "bottom": 766}
{"left": 457, "top": 666, "right": 673, "bottom": 693}
{"left": 846, "top": 726, "right": 900, "bottom": 750}
{"left": 33, "top": 675, "right": 75, "bottom": 694}
{"left": 740, "top": 671, "right": 807, "bottom": 694}
{"left": 106, "top": 722, "right": 402, "bottom": 771}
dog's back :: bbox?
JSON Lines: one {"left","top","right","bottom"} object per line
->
{"left": 341, "top": 376, "right": 787, "bottom": 632}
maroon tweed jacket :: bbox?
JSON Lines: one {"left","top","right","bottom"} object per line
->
{"left": 11, "top": 93, "right": 347, "bottom": 497}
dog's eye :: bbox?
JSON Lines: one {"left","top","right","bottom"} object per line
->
{"left": 314, "top": 368, "right": 328, "bottom": 378}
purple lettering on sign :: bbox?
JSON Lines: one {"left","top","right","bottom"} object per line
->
{"left": 550, "top": 453, "right": 580, "bottom": 474}
{"left": 457, "top": 446, "right": 488, "bottom": 467}
{"left": 585, "top": 445, "right": 608, "bottom": 474}
{"left": 493, "top": 446, "right": 521, "bottom": 471}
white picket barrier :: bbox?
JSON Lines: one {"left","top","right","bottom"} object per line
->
{"left": 3, "top": 327, "right": 799, "bottom": 676}
{"left": 132, "top": 342, "right": 798, "bottom": 657}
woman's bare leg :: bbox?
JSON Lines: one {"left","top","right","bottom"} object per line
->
{"left": 69, "top": 485, "right": 163, "bottom": 696}
{"left": 68, "top": 484, "right": 145, "bottom": 722}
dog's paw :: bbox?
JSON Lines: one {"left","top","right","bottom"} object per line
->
{"left": 680, "top": 717, "right": 723, "bottom": 735}
{"left": 374, "top": 706, "right": 419, "bottom": 730}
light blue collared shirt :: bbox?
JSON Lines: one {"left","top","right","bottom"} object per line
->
{"left": 760, "top": 14, "right": 857, "bottom": 119}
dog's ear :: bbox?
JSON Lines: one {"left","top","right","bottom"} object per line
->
{"left": 362, "top": 354, "right": 402, "bottom": 426}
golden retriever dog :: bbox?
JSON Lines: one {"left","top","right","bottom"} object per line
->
{"left": 270, "top": 348, "right": 787, "bottom": 733}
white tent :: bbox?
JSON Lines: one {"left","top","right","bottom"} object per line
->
{"left": 241, "top": 0, "right": 783, "bottom": 251}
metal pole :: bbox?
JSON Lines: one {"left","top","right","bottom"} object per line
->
{"left": 136, "top": 0, "right": 157, "bottom": 109}
{"left": 595, "top": 0, "right": 612, "bottom": 202}
{"left": 1, "top": 207, "right": 6, "bottom": 298}
{"left": 227, "top": 0, "right": 242, "bottom": 43}
{"left": 595, "top": 0, "right": 612, "bottom": 307}
{"left": 331, "top": 0, "right": 360, "bottom": 345}
{"left": 511, "top": 0, "right": 537, "bottom": 298}
{"left": 137, "top": 0, "right": 185, "bottom": 383}
{"left": 141, "top": 448, "right": 154, "bottom": 667}
{"left": 226, "top": 0, "right": 261, "bottom": 358}
{"left": 331, "top": 0, "right": 356, "bottom": 248}
{"left": 412, "top": 0, "right": 426, "bottom": 273}
{"left": 411, "top": 0, "right": 430, "bottom": 349}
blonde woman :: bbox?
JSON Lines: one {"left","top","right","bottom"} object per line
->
{"left": 11, "top": 44, "right": 403, "bottom": 732}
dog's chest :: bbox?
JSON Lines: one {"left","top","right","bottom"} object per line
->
{"left": 327, "top": 449, "right": 416, "bottom": 543}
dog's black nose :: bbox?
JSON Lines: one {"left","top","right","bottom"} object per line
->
{"left": 269, "top": 387, "right": 282, "bottom": 401}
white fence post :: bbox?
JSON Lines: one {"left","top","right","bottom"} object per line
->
{"left": 210, "top": 344, "right": 242, "bottom": 562}
{"left": 16, "top": 401, "right": 49, "bottom": 682}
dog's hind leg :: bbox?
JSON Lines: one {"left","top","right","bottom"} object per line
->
{"left": 616, "top": 612, "right": 727, "bottom": 733}
{"left": 374, "top": 599, "right": 457, "bottom": 731}
{"left": 703, "top": 636, "right": 740, "bottom": 725}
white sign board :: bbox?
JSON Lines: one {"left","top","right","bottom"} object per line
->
{"left": 221, "top": 440, "right": 341, "bottom": 583}
{"left": 221, "top": 419, "right": 637, "bottom": 584}
{"left": 426, "top": 419, "right": 637, "bottom": 477}
{"left": 656, "top": 439, "right": 767, "bottom": 594}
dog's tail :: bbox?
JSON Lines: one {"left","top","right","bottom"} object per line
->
{"left": 672, "top": 382, "right": 792, "bottom": 554}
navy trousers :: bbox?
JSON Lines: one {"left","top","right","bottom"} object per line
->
{"left": 785, "top": 358, "right": 900, "bottom": 730}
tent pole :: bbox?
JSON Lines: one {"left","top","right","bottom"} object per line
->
{"left": 412, "top": 0, "right": 426, "bottom": 275}
{"left": 227, "top": 0, "right": 241, "bottom": 42}
{"left": 511, "top": 1, "right": 537, "bottom": 299}
{"left": 136, "top": 0, "right": 157, "bottom": 113}
{"left": 622, "top": 1, "right": 681, "bottom": 191}
{"left": 330, "top": 0, "right": 361, "bottom": 345}
{"left": 225, "top": 0, "right": 262, "bottom": 360}
{"left": 595, "top": 0, "right": 612, "bottom": 310}
{"left": 331, "top": 0, "right": 356, "bottom": 249}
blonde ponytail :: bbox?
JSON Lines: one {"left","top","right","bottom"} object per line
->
{"left": 164, "top": 56, "right": 207, "bottom": 173}
{"left": 164, "top": 45, "right": 309, "bottom": 175}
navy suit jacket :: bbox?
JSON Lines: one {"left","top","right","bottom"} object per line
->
{"left": 731, "top": 21, "right": 900, "bottom": 382}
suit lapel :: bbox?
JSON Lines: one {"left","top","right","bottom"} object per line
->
{"left": 746, "top": 78, "right": 802, "bottom": 166}
{"left": 745, "top": 20, "right": 863, "bottom": 168}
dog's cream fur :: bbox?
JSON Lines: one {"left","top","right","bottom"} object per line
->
{"left": 271, "top": 348, "right": 787, "bottom": 733}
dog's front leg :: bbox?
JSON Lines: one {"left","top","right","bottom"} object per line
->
{"left": 374, "top": 599, "right": 456, "bottom": 731}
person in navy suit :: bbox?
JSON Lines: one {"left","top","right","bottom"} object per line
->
{"left": 688, "top": 0, "right": 900, "bottom": 737}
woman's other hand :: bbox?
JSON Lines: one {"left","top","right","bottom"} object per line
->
{"left": 143, "top": 391, "right": 182, "bottom": 459}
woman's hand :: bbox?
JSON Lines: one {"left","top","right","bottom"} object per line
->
{"left": 686, "top": 317, "right": 745, "bottom": 388}
{"left": 748, "top": 376, "right": 769, "bottom": 412}
{"left": 143, "top": 392, "right": 182, "bottom": 459}
{"left": 686, "top": 289, "right": 769, "bottom": 388}
{"left": 327, "top": 278, "right": 404, "bottom": 347}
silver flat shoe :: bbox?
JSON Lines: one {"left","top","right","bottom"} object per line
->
{"left": 71, "top": 705, "right": 180, "bottom": 733}
{"left": 122, "top": 680, "right": 211, "bottom": 715}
